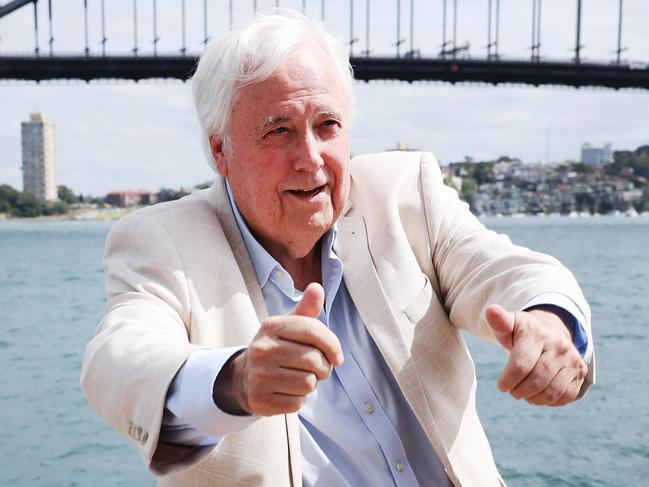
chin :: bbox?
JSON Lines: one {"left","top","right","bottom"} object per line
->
{"left": 285, "top": 222, "right": 331, "bottom": 259}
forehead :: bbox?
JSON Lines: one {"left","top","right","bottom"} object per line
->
{"left": 232, "top": 44, "right": 348, "bottom": 122}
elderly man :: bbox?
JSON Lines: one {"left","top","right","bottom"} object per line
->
{"left": 81, "top": 11, "right": 593, "bottom": 487}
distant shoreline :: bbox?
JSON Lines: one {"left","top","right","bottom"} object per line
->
{"left": 0, "top": 207, "right": 137, "bottom": 222}
{"left": 2, "top": 208, "right": 649, "bottom": 223}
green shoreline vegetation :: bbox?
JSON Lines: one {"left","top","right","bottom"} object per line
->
{"left": 2, "top": 144, "right": 647, "bottom": 221}
{"left": 0, "top": 183, "right": 211, "bottom": 221}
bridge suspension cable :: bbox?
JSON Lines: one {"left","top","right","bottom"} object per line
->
{"left": 83, "top": 0, "right": 89, "bottom": 56}
{"left": 616, "top": 0, "right": 626, "bottom": 65}
{"left": 531, "top": 0, "right": 542, "bottom": 61}
{"left": 132, "top": 0, "right": 138, "bottom": 56}
{"left": 47, "top": 0, "right": 52, "bottom": 56}
{"left": 101, "top": 0, "right": 106, "bottom": 56}
{"left": 575, "top": 0, "right": 582, "bottom": 63}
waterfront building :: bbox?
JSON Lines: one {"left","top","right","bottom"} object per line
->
{"left": 387, "top": 141, "right": 419, "bottom": 152}
{"left": 21, "top": 113, "right": 57, "bottom": 202}
{"left": 106, "top": 190, "right": 158, "bottom": 207}
{"left": 581, "top": 142, "right": 613, "bottom": 166}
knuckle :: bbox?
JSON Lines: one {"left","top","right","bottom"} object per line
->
{"left": 260, "top": 318, "right": 283, "bottom": 334}
{"left": 247, "top": 370, "right": 264, "bottom": 388}
{"left": 247, "top": 343, "right": 266, "bottom": 363}
{"left": 525, "top": 396, "right": 542, "bottom": 406}
{"left": 526, "top": 376, "right": 543, "bottom": 394}
{"left": 248, "top": 337, "right": 277, "bottom": 362}
{"left": 537, "top": 361, "right": 551, "bottom": 376}
{"left": 286, "top": 396, "right": 305, "bottom": 413}
{"left": 556, "top": 338, "right": 572, "bottom": 355}
{"left": 319, "top": 364, "right": 333, "bottom": 380}
{"left": 511, "top": 358, "right": 529, "bottom": 375}
{"left": 302, "top": 350, "right": 320, "bottom": 369}
{"left": 511, "top": 388, "right": 525, "bottom": 400}
{"left": 544, "top": 385, "right": 562, "bottom": 402}
{"left": 303, "top": 373, "right": 317, "bottom": 392}
{"left": 576, "top": 360, "right": 588, "bottom": 378}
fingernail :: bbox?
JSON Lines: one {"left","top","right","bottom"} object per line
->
{"left": 335, "top": 353, "right": 344, "bottom": 365}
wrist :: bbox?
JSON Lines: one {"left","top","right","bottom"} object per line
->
{"left": 213, "top": 349, "right": 251, "bottom": 415}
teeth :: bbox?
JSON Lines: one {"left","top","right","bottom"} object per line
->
{"left": 292, "top": 185, "right": 322, "bottom": 194}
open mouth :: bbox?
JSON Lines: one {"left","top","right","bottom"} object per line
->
{"left": 288, "top": 185, "right": 326, "bottom": 198}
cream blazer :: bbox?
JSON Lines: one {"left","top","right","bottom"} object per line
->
{"left": 81, "top": 151, "right": 594, "bottom": 486}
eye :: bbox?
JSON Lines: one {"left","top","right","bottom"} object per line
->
{"left": 319, "top": 119, "right": 342, "bottom": 134}
{"left": 322, "top": 119, "right": 340, "bottom": 127}
{"left": 264, "top": 126, "right": 290, "bottom": 139}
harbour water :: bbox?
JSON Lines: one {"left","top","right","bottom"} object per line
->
{"left": 1, "top": 215, "right": 648, "bottom": 486}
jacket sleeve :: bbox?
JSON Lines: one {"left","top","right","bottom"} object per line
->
{"left": 80, "top": 212, "right": 214, "bottom": 475}
{"left": 418, "top": 152, "right": 595, "bottom": 393}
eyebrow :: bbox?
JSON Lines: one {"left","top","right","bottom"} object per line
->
{"left": 259, "top": 110, "right": 344, "bottom": 130}
{"left": 261, "top": 115, "right": 291, "bottom": 129}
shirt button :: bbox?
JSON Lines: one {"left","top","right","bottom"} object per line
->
{"left": 395, "top": 461, "right": 405, "bottom": 472}
{"left": 364, "top": 403, "right": 374, "bottom": 414}
{"left": 274, "top": 271, "right": 283, "bottom": 280}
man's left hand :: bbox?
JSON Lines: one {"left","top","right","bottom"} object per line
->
{"left": 485, "top": 304, "right": 588, "bottom": 406}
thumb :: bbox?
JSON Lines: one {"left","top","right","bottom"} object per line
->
{"left": 290, "top": 282, "right": 325, "bottom": 318}
{"left": 485, "top": 304, "right": 516, "bottom": 351}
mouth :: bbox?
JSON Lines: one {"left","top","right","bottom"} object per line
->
{"left": 287, "top": 184, "right": 327, "bottom": 199}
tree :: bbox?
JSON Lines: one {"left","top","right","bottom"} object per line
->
{"left": 58, "top": 185, "right": 79, "bottom": 204}
{"left": 11, "top": 191, "right": 42, "bottom": 217}
{"left": 460, "top": 178, "right": 477, "bottom": 212}
{"left": 157, "top": 187, "right": 190, "bottom": 203}
{"left": 0, "top": 184, "right": 20, "bottom": 213}
{"left": 573, "top": 163, "right": 592, "bottom": 174}
{"left": 610, "top": 145, "right": 649, "bottom": 179}
{"left": 43, "top": 200, "right": 69, "bottom": 216}
{"left": 194, "top": 181, "right": 213, "bottom": 190}
{"left": 472, "top": 162, "right": 495, "bottom": 185}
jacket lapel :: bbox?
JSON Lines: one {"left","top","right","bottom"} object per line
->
{"left": 207, "top": 177, "right": 301, "bottom": 487}
{"left": 337, "top": 212, "right": 450, "bottom": 474}
{"left": 208, "top": 178, "right": 268, "bottom": 322}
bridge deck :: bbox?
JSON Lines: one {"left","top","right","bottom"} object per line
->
{"left": 1, "top": 56, "right": 648, "bottom": 90}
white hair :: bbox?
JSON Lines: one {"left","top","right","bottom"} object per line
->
{"left": 191, "top": 10, "right": 355, "bottom": 170}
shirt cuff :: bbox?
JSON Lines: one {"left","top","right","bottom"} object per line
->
{"left": 522, "top": 293, "right": 593, "bottom": 364}
{"left": 165, "top": 347, "right": 258, "bottom": 439}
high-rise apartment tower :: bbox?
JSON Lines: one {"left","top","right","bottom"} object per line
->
{"left": 580, "top": 142, "right": 613, "bottom": 166}
{"left": 21, "top": 113, "right": 57, "bottom": 202}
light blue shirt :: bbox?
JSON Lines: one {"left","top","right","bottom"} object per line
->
{"left": 161, "top": 181, "right": 591, "bottom": 486}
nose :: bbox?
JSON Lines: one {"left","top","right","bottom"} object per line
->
{"left": 293, "top": 129, "right": 324, "bottom": 173}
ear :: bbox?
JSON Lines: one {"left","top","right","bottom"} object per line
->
{"left": 209, "top": 133, "right": 228, "bottom": 177}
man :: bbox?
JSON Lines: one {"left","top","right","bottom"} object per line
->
{"left": 81, "top": 11, "right": 594, "bottom": 487}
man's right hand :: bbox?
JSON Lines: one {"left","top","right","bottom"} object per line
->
{"left": 214, "top": 282, "right": 344, "bottom": 416}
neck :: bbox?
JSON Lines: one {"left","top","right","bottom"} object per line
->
{"left": 264, "top": 238, "right": 323, "bottom": 291}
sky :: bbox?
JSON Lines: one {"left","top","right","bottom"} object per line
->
{"left": 1, "top": 0, "right": 648, "bottom": 196}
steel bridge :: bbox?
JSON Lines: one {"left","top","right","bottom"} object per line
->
{"left": 1, "top": 0, "right": 648, "bottom": 90}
